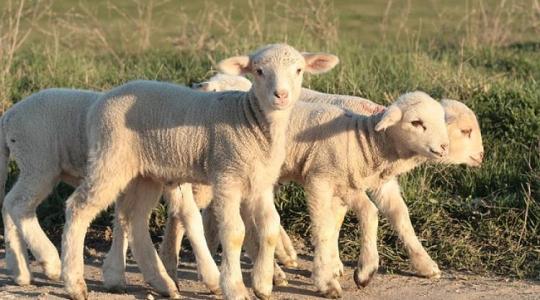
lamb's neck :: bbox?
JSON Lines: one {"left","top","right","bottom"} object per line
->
{"left": 351, "top": 113, "right": 427, "bottom": 182}
{"left": 352, "top": 113, "right": 398, "bottom": 168}
{"left": 243, "top": 91, "right": 291, "bottom": 150}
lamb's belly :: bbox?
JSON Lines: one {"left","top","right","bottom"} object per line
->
{"left": 139, "top": 133, "right": 208, "bottom": 183}
{"left": 143, "top": 159, "right": 207, "bottom": 184}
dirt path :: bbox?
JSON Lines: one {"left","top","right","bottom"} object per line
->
{"left": 1, "top": 248, "right": 539, "bottom": 300}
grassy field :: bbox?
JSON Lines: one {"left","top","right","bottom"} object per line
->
{"left": 0, "top": 0, "right": 538, "bottom": 280}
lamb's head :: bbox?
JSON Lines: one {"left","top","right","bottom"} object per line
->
{"left": 442, "top": 99, "right": 484, "bottom": 167}
{"left": 192, "top": 73, "right": 252, "bottom": 92}
{"left": 218, "top": 44, "right": 339, "bottom": 111}
{"left": 375, "top": 91, "right": 450, "bottom": 160}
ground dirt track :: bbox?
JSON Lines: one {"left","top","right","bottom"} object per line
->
{"left": 1, "top": 246, "right": 539, "bottom": 300}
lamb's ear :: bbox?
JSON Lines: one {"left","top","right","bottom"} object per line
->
{"left": 441, "top": 99, "right": 455, "bottom": 124}
{"left": 445, "top": 112, "right": 457, "bottom": 124}
{"left": 302, "top": 52, "right": 339, "bottom": 74}
{"left": 218, "top": 56, "right": 251, "bottom": 75}
{"left": 375, "top": 105, "right": 402, "bottom": 131}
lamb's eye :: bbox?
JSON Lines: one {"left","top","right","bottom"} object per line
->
{"left": 256, "top": 68, "right": 263, "bottom": 76}
{"left": 411, "top": 120, "right": 425, "bottom": 130}
{"left": 461, "top": 128, "right": 472, "bottom": 138}
{"left": 296, "top": 68, "right": 302, "bottom": 75}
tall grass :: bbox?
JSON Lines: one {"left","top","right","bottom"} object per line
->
{"left": 0, "top": 0, "right": 538, "bottom": 279}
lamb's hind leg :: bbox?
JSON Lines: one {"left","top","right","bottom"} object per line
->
{"left": 62, "top": 171, "right": 134, "bottom": 300}
{"left": 350, "top": 191, "right": 379, "bottom": 288}
{"left": 274, "top": 226, "right": 298, "bottom": 268}
{"left": 119, "top": 178, "right": 180, "bottom": 299}
{"left": 305, "top": 179, "right": 342, "bottom": 299}
{"left": 169, "top": 183, "right": 221, "bottom": 294}
{"left": 101, "top": 203, "right": 129, "bottom": 292}
{"left": 202, "top": 201, "right": 220, "bottom": 256}
{"left": 372, "top": 178, "right": 440, "bottom": 278}
{"left": 2, "top": 202, "right": 31, "bottom": 285}
{"left": 242, "top": 205, "right": 289, "bottom": 288}
{"left": 3, "top": 171, "right": 61, "bottom": 283}
{"left": 159, "top": 185, "right": 186, "bottom": 284}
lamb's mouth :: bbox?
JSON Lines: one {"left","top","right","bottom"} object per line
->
{"left": 469, "top": 156, "right": 482, "bottom": 166}
{"left": 429, "top": 148, "right": 444, "bottom": 158}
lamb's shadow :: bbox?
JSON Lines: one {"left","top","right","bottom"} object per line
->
{"left": 293, "top": 110, "right": 384, "bottom": 143}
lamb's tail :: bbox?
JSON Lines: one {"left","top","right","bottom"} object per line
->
{"left": 0, "top": 117, "right": 10, "bottom": 208}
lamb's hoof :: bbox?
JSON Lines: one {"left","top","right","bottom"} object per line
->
{"left": 168, "top": 291, "right": 182, "bottom": 299}
{"left": 223, "top": 284, "right": 251, "bottom": 300}
{"left": 66, "top": 279, "right": 89, "bottom": 300}
{"left": 11, "top": 274, "right": 32, "bottom": 286}
{"left": 209, "top": 286, "right": 222, "bottom": 295}
{"left": 418, "top": 267, "right": 442, "bottom": 279}
{"left": 253, "top": 289, "right": 271, "bottom": 300}
{"left": 412, "top": 257, "right": 441, "bottom": 279}
{"left": 281, "top": 258, "right": 298, "bottom": 268}
{"left": 353, "top": 268, "right": 376, "bottom": 288}
{"left": 274, "top": 277, "right": 288, "bottom": 287}
{"left": 102, "top": 269, "right": 127, "bottom": 293}
{"left": 332, "top": 261, "right": 344, "bottom": 278}
{"left": 273, "top": 265, "right": 289, "bottom": 287}
{"left": 103, "top": 276, "right": 127, "bottom": 293}
{"left": 41, "top": 261, "right": 62, "bottom": 281}
{"left": 105, "top": 284, "right": 127, "bottom": 294}
{"left": 318, "top": 279, "right": 342, "bottom": 299}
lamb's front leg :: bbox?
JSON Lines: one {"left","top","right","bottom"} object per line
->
{"left": 305, "top": 179, "right": 342, "bottom": 299}
{"left": 372, "top": 178, "right": 441, "bottom": 278}
{"left": 328, "top": 196, "right": 348, "bottom": 278}
{"left": 350, "top": 191, "right": 379, "bottom": 288}
{"left": 250, "top": 187, "right": 281, "bottom": 299}
{"left": 212, "top": 180, "right": 250, "bottom": 300}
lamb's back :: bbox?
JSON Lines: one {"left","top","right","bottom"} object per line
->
{"left": 90, "top": 80, "right": 248, "bottom": 182}
{"left": 3, "top": 88, "right": 100, "bottom": 176}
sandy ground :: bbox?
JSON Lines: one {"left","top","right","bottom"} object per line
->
{"left": 1, "top": 245, "right": 539, "bottom": 300}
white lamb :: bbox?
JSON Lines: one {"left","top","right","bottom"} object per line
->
{"left": 0, "top": 93, "right": 242, "bottom": 294}
{"left": 59, "top": 44, "right": 339, "bottom": 300}
{"left": 0, "top": 89, "right": 101, "bottom": 286}
{"left": 192, "top": 75, "right": 483, "bottom": 286}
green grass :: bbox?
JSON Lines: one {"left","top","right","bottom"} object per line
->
{"left": 0, "top": 0, "right": 539, "bottom": 280}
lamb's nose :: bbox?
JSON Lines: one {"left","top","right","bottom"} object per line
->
{"left": 441, "top": 143, "right": 448, "bottom": 151}
{"left": 479, "top": 151, "right": 484, "bottom": 161}
{"left": 274, "top": 90, "right": 289, "bottom": 99}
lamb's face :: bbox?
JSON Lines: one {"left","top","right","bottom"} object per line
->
{"left": 442, "top": 99, "right": 484, "bottom": 167}
{"left": 192, "top": 74, "right": 252, "bottom": 92}
{"left": 376, "top": 91, "right": 450, "bottom": 160}
{"left": 247, "top": 44, "right": 305, "bottom": 110}
{"left": 218, "top": 44, "right": 339, "bottom": 112}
